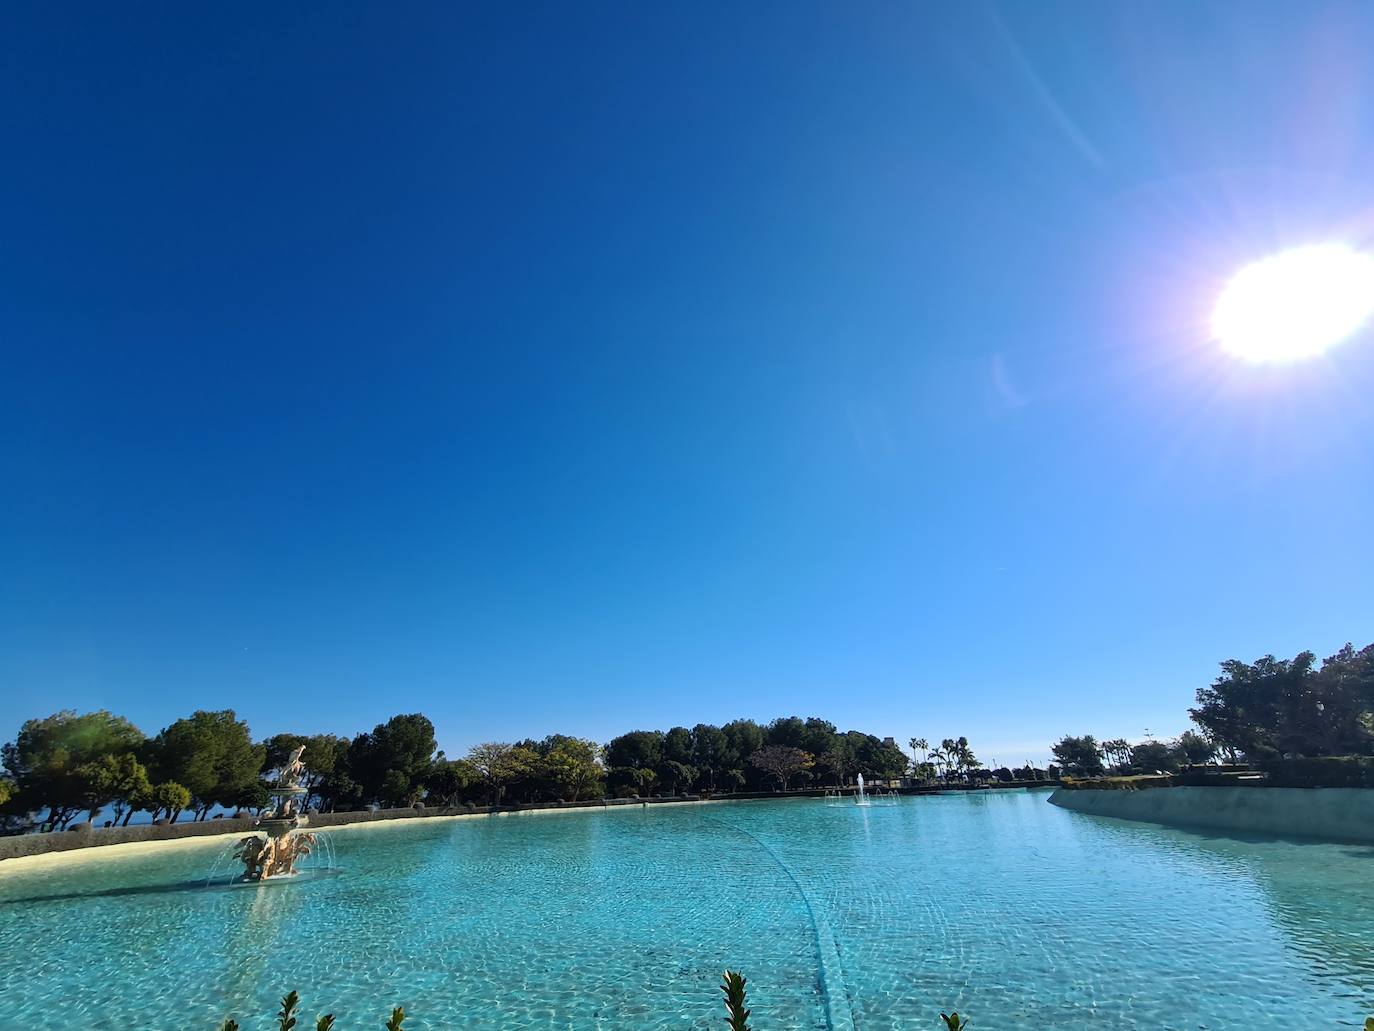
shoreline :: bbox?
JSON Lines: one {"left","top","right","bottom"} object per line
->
{"left": 1, "top": 782, "right": 1055, "bottom": 873}
{"left": 0, "top": 794, "right": 779, "bottom": 873}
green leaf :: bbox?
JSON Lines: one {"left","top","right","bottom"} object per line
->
{"left": 219, "top": 1022, "right": 240, "bottom": 1031}
{"left": 385, "top": 1005, "right": 406, "bottom": 1030}
{"left": 720, "top": 970, "right": 751, "bottom": 1031}
{"left": 316, "top": 1016, "right": 336, "bottom": 1031}
{"left": 278, "top": 990, "right": 300, "bottom": 1031}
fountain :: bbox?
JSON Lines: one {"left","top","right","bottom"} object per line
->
{"left": 232, "top": 746, "right": 320, "bottom": 881}
{"left": 855, "top": 773, "right": 870, "bottom": 806}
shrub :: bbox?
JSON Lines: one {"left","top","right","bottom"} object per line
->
{"left": 1258, "top": 756, "right": 1374, "bottom": 788}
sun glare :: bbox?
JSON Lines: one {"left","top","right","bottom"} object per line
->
{"left": 1211, "top": 243, "right": 1374, "bottom": 363}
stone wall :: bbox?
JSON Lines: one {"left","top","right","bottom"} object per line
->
{"left": 1048, "top": 784, "right": 1374, "bottom": 844}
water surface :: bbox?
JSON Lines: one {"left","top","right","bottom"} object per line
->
{"left": 1, "top": 792, "right": 1371, "bottom": 1028}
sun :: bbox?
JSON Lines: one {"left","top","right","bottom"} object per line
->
{"left": 1211, "top": 243, "right": 1374, "bottom": 362}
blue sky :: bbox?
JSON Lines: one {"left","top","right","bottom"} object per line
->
{"left": 3, "top": 2, "right": 1373, "bottom": 765}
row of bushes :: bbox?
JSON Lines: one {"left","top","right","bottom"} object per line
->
{"left": 1060, "top": 757, "right": 1374, "bottom": 791}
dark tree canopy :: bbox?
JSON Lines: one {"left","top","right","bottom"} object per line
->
{"left": 147, "top": 710, "right": 263, "bottom": 821}
{"left": 1191, "top": 646, "right": 1374, "bottom": 760}
{"left": 347, "top": 714, "right": 438, "bottom": 807}
{"left": 1051, "top": 735, "right": 1105, "bottom": 777}
{"left": 604, "top": 730, "right": 664, "bottom": 771}
{"left": 1, "top": 710, "right": 145, "bottom": 828}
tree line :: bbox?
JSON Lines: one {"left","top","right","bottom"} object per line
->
{"left": 0, "top": 709, "right": 1027, "bottom": 830}
{"left": 1050, "top": 641, "right": 1374, "bottom": 776}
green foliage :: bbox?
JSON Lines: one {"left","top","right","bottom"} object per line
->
{"left": 1060, "top": 774, "right": 1174, "bottom": 791}
{"left": 1129, "top": 739, "right": 1182, "bottom": 775}
{"left": 465, "top": 741, "right": 539, "bottom": 804}
{"left": 1191, "top": 644, "right": 1374, "bottom": 760}
{"left": 542, "top": 738, "right": 604, "bottom": 801}
{"left": 347, "top": 714, "right": 439, "bottom": 808}
{"left": 720, "top": 970, "right": 751, "bottom": 1031}
{"left": 316, "top": 1016, "right": 335, "bottom": 1031}
{"left": 1, "top": 710, "right": 144, "bottom": 828}
{"left": 1175, "top": 730, "right": 1216, "bottom": 766}
{"left": 384, "top": 1006, "right": 406, "bottom": 1030}
{"left": 423, "top": 757, "right": 477, "bottom": 806}
{"left": 78, "top": 751, "right": 152, "bottom": 824}
{"left": 233, "top": 778, "right": 271, "bottom": 813}
{"left": 148, "top": 780, "right": 192, "bottom": 821}
{"left": 1258, "top": 756, "right": 1374, "bottom": 788}
{"left": 940, "top": 1012, "right": 969, "bottom": 1030}
{"left": 147, "top": 710, "right": 263, "bottom": 820}
{"left": 747, "top": 745, "right": 813, "bottom": 790}
{"left": 219, "top": 1022, "right": 239, "bottom": 1031}
{"left": 277, "top": 989, "right": 301, "bottom": 1030}
{"left": 0, "top": 777, "right": 12, "bottom": 808}
{"left": 1051, "top": 735, "right": 1105, "bottom": 777}
{"left": 604, "top": 730, "right": 664, "bottom": 771}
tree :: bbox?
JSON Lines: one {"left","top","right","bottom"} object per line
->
{"left": 663, "top": 727, "right": 694, "bottom": 765}
{"left": 148, "top": 781, "right": 191, "bottom": 822}
{"left": 607, "top": 765, "right": 657, "bottom": 797}
{"left": 818, "top": 739, "right": 855, "bottom": 785}
{"left": 658, "top": 760, "right": 696, "bottom": 795}
{"left": 691, "top": 724, "right": 730, "bottom": 791}
{"left": 260, "top": 732, "right": 347, "bottom": 806}
{"left": 1175, "top": 730, "right": 1216, "bottom": 766}
{"left": 424, "top": 758, "right": 478, "bottom": 807}
{"left": 0, "top": 778, "right": 12, "bottom": 808}
{"left": 746, "top": 746, "right": 812, "bottom": 790}
{"left": 1187, "top": 651, "right": 1353, "bottom": 760}
{"left": 765, "top": 717, "right": 807, "bottom": 750}
{"left": 543, "top": 738, "right": 603, "bottom": 801}
{"left": 466, "top": 742, "right": 539, "bottom": 804}
{"left": 79, "top": 752, "right": 152, "bottom": 825}
{"left": 872, "top": 741, "right": 909, "bottom": 783}
{"left": 1051, "top": 735, "right": 1105, "bottom": 777}
{"left": 909, "top": 738, "right": 930, "bottom": 768}
{"left": 346, "top": 714, "right": 438, "bottom": 807}
{"left": 801, "top": 718, "right": 839, "bottom": 761}
{"left": 1099, "top": 739, "right": 1132, "bottom": 773}
{"left": 233, "top": 779, "right": 272, "bottom": 814}
{"left": 2, "top": 710, "right": 145, "bottom": 829}
{"left": 604, "top": 731, "right": 664, "bottom": 772}
{"left": 722, "top": 720, "right": 764, "bottom": 787}
{"left": 951, "top": 737, "right": 980, "bottom": 777}
{"left": 1129, "top": 739, "right": 1182, "bottom": 774}
{"left": 147, "top": 710, "right": 263, "bottom": 821}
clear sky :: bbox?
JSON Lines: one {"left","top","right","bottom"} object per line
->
{"left": 3, "top": 2, "right": 1373, "bottom": 766}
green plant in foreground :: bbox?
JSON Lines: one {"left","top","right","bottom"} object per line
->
{"left": 316, "top": 1015, "right": 336, "bottom": 1030}
{"left": 721, "top": 970, "right": 751, "bottom": 1031}
{"left": 385, "top": 1006, "right": 406, "bottom": 1030}
{"left": 940, "top": 1011, "right": 969, "bottom": 1030}
{"left": 278, "top": 991, "right": 300, "bottom": 1031}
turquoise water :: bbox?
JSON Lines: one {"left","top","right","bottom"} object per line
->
{"left": 2, "top": 791, "right": 1372, "bottom": 1029}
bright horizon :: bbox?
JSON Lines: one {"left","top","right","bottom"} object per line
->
{"left": 4, "top": 3, "right": 1374, "bottom": 765}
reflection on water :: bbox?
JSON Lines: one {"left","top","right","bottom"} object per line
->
{"left": 0, "top": 795, "right": 1371, "bottom": 1029}
{"left": 1078, "top": 814, "right": 1374, "bottom": 1007}
{"left": 0, "top": 868, "right": 343, "bottom": 906}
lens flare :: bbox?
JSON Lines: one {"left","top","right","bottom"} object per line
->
{"left": 1212, "top": 244, "right": 1374, "bottom": 362}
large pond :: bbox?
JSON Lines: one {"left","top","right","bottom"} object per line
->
{"left": 1, "top": 791, "right": 1372, "bottom": 1029}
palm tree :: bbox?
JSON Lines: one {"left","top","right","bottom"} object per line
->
{"left": 940, "top": 738, "right": 961, "bottom": 779}
{"left": 909, "top": 737, "right": 929, "bottom": 766}
{"left": 929, "top": 748, "right": 948, "bottom": 780}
